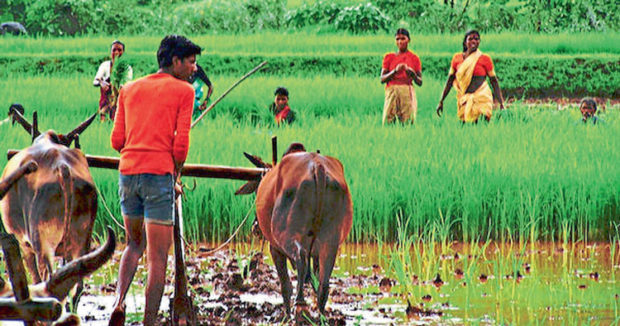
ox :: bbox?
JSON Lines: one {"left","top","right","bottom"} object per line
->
{"left": 1, "top": 107, "right": 98, "bottom": 309}
{"left": 0, "top": 159, "right": 116, "bottom": 325}
{"left": 238, "top": 143, "right": 353, "bottom": 316}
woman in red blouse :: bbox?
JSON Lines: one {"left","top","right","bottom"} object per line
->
{"left": 436, "top": 30, "right": 505, "bottom": 123}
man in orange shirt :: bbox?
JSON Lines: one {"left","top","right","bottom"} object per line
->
{"left": 109, "top": 35, "right": 200, "bottom": 326}
{"left": 380, "top": 28, "right": 423, "bottom": 125}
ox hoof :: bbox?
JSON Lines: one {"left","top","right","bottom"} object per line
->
{"left": 108, "top": 307, "right": 125, "bottom": 326}
{"left": 294, "top": 303, "right": 313, "bottom": 324}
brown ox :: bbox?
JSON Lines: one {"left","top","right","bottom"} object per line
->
{"left": 1, "top": 107, "right": 97, "bottom": 309}
{"left": 0, "top": 159, "right": 116, "bottom": 325}
{"left": 239, "top": 143, "right": 353, "bottom": 316}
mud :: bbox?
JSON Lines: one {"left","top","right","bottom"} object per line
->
{"left": 77, "top": 246, "right": 436, "bottom": 325}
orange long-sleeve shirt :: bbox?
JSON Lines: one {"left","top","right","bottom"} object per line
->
{"left": 111, "top": 73, "right": 194, "bottom": 175}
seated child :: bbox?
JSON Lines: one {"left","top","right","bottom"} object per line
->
{"left": 269, "top": 87, "right": 295, "bottom": 125}
{"left": 579, "top": 98, "right": 602, "bottom": 125}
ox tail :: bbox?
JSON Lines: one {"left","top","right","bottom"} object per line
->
{"left": 307, "top": 160, "right": 327, "bottom": 268}
{"left": 56, "top": 164, "right": 74, "bottom": 256}
{"left": 45, "top": 227, "right": 116, "bottom": 300}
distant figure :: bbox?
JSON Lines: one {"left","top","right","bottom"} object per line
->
{"left": 269, "top": 87, "right": 295, "bottom": 125}
{"left": 380, "top": 28, "right": 422, "bottom": 125}
{"left": 578, "top": 98, "right": 603, "bottom": 125}
{"left": 437, "top": 30, "right": 505, "bottom": 123}
{"left": 187, "top": 64, "right": 214, "bottom": 119}
{"left": 0, "top": 22, "right": 27, "bottom": 36}
{"left": 93, "top": 40, "right": 133, "bottom": 122}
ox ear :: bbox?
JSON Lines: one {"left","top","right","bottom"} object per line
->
{"left": 243, "top": 152, "right": 272, "bottom": 169}
{"left": 65, "top": 112, "right": 97, "bottom": 146}
{"left": 235, "top": 180, "right": 260, "bottom": 195}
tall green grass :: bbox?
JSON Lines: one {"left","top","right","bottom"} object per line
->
{"left": 1, "top": 32, "right": 619, "bottom": 56}
{"left": 0, "top": 75, "right": 617, "bottom": 243}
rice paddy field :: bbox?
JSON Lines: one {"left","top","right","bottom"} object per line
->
{"left": 0, "top": 33, "right": 618, "bottom": 325}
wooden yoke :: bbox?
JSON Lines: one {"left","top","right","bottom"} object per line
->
{"left": 7, "top": 151, "right": 268, "bottom": 181}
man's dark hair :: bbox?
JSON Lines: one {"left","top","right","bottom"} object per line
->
{"left": 157, "top": 35, "right": 202, "bottom": 68}
{"left": 111, "top": 40, "right": 125, "bottom": 50}
{"left": 462, "top": 29, "right": 480, "bottom": 52}
{"left": 580, "top": 97, "right": 597, "bottom": 113}
{"left": 274, "top": 87, "right": 289, "bottom": 97}
{"left": 395, "top": 28, "right": 410, "bottom": 39}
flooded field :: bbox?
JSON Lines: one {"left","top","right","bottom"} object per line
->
{"left": 73, "top": 241, "right": 618, "bottom": 325}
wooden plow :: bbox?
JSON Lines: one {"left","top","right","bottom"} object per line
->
{"left": 5, "top": 135, "right": 275, "bottom": 325}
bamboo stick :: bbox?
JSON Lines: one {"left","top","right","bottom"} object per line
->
{"left": 191, "top": 61, "right": 268, "bottom": 128}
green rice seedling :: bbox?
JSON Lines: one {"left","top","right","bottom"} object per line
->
{"left": 1, "top": 74, "right": 618, "bottom": 243}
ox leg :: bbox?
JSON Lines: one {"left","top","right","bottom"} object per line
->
{"left": 317, "top": 246, "right": 338, "bottom": 314}
{"left": 270, "top": 244, "right": 292, "bottom": 315}
{"left": 23, "top": 248, "right": 42, "bottom": 284}
{"left": 31, "top": 229, "right": 53, "bottom": 282}
{"left": 292, "top": 242, "right": 309, "bottom": 307}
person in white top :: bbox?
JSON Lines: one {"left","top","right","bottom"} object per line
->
{"left": 93, "top": 40, "right": 133, "bottom": 122}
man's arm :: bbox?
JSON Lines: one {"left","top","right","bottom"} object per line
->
{"left": 172, "top": 88, "right": 194, "bottom": 171}
{"left": 93, "top": 62, "right": 108, "bottom": 86}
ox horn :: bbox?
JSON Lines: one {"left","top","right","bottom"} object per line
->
{"left": 45, "top": 227, "right": 116, "bottom": 300}
{"left": 31, "top": 111, "right": 40, "bottom": 142}
{"left": 0, "top": 160, "right": 37, "bottom": 199}
{"left": 64, "top": 112, "right": 97, "bottom": 146}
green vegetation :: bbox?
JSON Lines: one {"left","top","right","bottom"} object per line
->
{"left": 2, "top": 32, "right": 619, "bottom": 56}
{"left": 1, "top": 75, "right": 618, "bottom": 243}
{"left": 2, "top": 33, "right": 619, "bottom": 98}
{"left": 378, "top": 229, "right": 619, "bottom": 324}
{"left": 1, "top": 0, "right": 617, "bottom": 35}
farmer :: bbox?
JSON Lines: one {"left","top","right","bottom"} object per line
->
{"left": 436, "top": 30, "right": 505, "bottom": 123}
{"left": 188, "top": 64, "right": 214, "bottom": 119}
{"left": 577, "top": 97, "right": 603, "bottom": 125}
{"left": 94, "top": 40, "right": 133, "bottom": 122}
{"left": 269, "top": 86, "right": 296, "bottom": 125}
{"left": 109, "top": 35, "right": 200, "bottom": 326}
{"left": 380, "top": 28, "right": 422, "bottom": 125}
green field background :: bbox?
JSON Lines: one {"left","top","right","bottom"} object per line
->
{"left": 1, "top": 73, "right": 618, "bottom": 243}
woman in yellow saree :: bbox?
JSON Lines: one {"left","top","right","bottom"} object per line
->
{"left": 436, "top": 30, "right": 505, "bottom": 123}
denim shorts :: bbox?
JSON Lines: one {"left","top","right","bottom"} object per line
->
{"left": 119, "top": 173, "right": 174, "bottom": 225}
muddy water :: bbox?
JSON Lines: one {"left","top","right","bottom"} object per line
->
{"left": 51, "top": 241, "right": 619, "bottom": 325}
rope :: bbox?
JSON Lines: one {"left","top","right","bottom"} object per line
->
{"left": 94, "top": 182, "right": 126, "bottom": 231}
{"left": 196, "top": 203, "right": 255, "bottom": 256}
{"left": 94, "top": 181, "right": 254, "bottom": 254}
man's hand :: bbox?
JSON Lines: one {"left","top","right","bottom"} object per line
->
{"left": 395, "top": 63, "right": 406, "bottom": 73}
{"left": 198, "top": 101, "right": 207, "bottom": 111}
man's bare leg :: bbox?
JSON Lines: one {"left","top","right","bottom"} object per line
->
{"left": 109, "top": 216, "right": 146, "bottom": 326}
{"left": 143, "top": 222, "right": 173, "bottom": 326}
